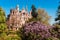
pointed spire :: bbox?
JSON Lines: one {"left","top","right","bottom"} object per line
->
{"left": 16, "top": 4, "right": 19, "bottom": 11}
{"left": 25, "top": 5, "right": 28, "bottom": 11}
{"left": 17, "top": 4, "right": 19, "bottom": 8}
{"left": 22, "top": 7, "right": 25, "bottom": 10}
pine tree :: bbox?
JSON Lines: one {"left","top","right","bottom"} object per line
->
{"left": 53, "top": 2, "right": 60, "bottom": 39}
{"left": 31, "top": 5, "right": 38, "bottom": 18}
{"left": 55, "top": 2, "right": 60, "bottom": 25}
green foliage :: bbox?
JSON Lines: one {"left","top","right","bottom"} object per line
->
{"left": 31, "top": 5, "right": 38, "bottom": 18}
{"left": 0, "top": 16, "right": 6, "bottom": 22}
{"left": 0, "top": 4, "right": 60, "bottom": 40}
{"left": 0, "top": 7, "right": 7, "bottom": 31}
{"left": 0, "top": 32, "right": 7, "bottom": 40}
{"left": 37, "top": 9, "right": 51, "bottom": 25}
{"left": 54, "top": 3, "right": 60, "bottom": 39}
{"left": 16, "top": 28, "right": 24, "bottom": 40}
{"left": 46, "top": 37, "right": 60, "bottom": 40}
{"left": 6, "top": 34, "right": 21, "bottom": 40}
{"left": 0, "top": 7, "right": 22, "bottom": 40}
{"left": 27, "top": 8, "right": 51, "bottom": 26}
{"left": 0, "top": 23, "right": 7, "bottom": 31}
{"left": 55, "top": 4, "right": 60, "bottom": 25}
{"left": 0, "top": 7, "right": 6, "bottom": 23}
{"left": 27, "top": 17, "right": 38, "bottom": 22}
{"left": 0, "top": 31, "right": 21, "bottom": 40}
{"left": 49, "top": 24, "right": 60, "bottom": 39}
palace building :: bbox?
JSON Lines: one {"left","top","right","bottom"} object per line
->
{"left": 6, "top": 5, "right": 32, "bottom": 31}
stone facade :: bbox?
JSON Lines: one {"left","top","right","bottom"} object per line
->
{"left": 7, "top": 5, "right": 32, "bottom": 30}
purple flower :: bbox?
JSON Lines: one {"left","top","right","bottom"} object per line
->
{"left": 22, "top": 21, "right": 52, "bottom": 40}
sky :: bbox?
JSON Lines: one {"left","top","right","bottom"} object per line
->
{"left": 0, "top": 0, "right": 60, "bottom": 25}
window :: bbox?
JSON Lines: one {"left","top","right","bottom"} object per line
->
{"left": 23, "top": 12, "right": 25, "bottom": 15}
{"left": 13, "top": 11, "right": 14, "bottom": 15}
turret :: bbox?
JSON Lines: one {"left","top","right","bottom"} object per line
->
{"left": 25, "top": 5, "right": 28, "bottom": 11}
{"left": 16, "top": 4, "right": 19, "bottom": 11}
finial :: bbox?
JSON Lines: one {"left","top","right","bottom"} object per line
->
{"left": 16, "top": 4, "right": 19, "bottom": 12}
{"left": 17, "top": 4, "right": 19, "bottom": 7}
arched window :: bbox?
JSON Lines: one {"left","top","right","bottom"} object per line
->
{"left": 13, "top": 11, "right": 14, "bottom": 15}
{"left": 23, "top": 12, "right": 25, "bottom": 15}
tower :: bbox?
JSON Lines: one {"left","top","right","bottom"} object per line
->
{"left": 25, "top": 5, "right": 28, "bottom": 11}
{"left": 16, "top": 4, "right": 19, "bottom": 11}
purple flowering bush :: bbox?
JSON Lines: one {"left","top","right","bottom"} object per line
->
{"left": 20, "top": 21, "right": 52, "bottom": 40}
{"left": 18, "top": 21, "right": 60, "bottom": 40}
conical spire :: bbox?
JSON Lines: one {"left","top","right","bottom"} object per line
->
{"left": 25, "top": 5, "right": 28, "bottom": 11}
{"left": 16, "top": 4, "right": 19, "bottom": 11}
{"left": 22, "top": 7, "right": 25, "bottom": 10}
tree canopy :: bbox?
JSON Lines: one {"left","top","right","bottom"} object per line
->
{"left": 31, "top": 5, "right": 38, "bottom": 18}
{"left": 0, "top": 7, "right": 7, "bottom": 31}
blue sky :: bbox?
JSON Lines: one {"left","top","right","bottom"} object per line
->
{"left": 0, "top": 0, "right": 60, "bottom": 24}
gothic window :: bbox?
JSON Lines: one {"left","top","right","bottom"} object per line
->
{"left": 23, "top": 12, "right": 25, "bottom": 15}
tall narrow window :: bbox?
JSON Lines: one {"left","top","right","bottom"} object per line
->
{"left": 13, "top": 11, "right": 14, "bottom": 15}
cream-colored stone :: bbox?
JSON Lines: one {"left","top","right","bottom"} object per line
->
{"left": 7, "top": 5, "right": 32, "bottom": 30}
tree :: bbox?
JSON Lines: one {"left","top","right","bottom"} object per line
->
{"left": 27, "top": 7, "right": 51, "bottom": 26}
{"left": 51, "top": 2, "right": 60, "bottom": 39}
{"left": 0, "top": 7, "right": 7, "bottom": 31}
{"left": 37, "top": 8, "right": 51, "bottom": 25}
{"left": 0, "top": 7, "right": 7, "bottom": 40}
{"left": 0, "top": 32, "right": 7, "bottom": 40}
{"left": 6, "top": 34, "right": 21, "bottom": 40}
{"left": 55, "top": 2, "right": 60, "bottom": 25}
{"left": 31, "top": 5, "right": 38, "bottom": 18}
